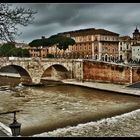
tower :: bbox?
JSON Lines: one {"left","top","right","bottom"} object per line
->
{"left": 133, "top": 26, "right": 140, "bottom": 40}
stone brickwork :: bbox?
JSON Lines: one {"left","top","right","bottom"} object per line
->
{"left": 0, "top": 58, "right": 83, "bottom": 85}
{"left": 132, "top": 67, "right": 140, "bottom": 83}
{"left": 83, "top": 60, "right": 138, "bottom": 84}
{"left": 1, "top": 57, "right": 140, "bottom": 85}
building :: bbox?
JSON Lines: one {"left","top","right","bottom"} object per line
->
{"left": 15, "top": 42, "right": 32, "bottom": 49}
{"left": 27, "top": 36, "right": 49, "bottom": 58}
{"left": 59, "top": 28, "right": 119, "bottom": 61}
{"left": 118, "top": 27, "right": 140, "bottom": 63}
{"left": 28, "top": 46, "right": 49, "bottom": 58}
{"left": 118, "top": 36, "right": 132, "bottom": 63}
{"left": 133, "top": 26, "right": 140, "bottom": 42}
{"left": 132, "top": 43, "right": 140, "bottom": 62}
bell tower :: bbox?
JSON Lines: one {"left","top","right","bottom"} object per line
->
{"left": 133, "top": 25, "right": 140, "bottom": 40}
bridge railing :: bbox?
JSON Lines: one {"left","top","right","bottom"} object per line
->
{"left": 8, "top": 57, "right": 32, "bottom": 61}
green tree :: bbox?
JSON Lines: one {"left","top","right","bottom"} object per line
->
{"left": 28, "top": 38, "right": 51, "bottom": 47}
{"left": 29, "top": 34, "right": 75, "bottom": 58}
{"left": 0, "top": 43, "right": 16, "bottom": 57}
{"left": 0, "top": 43, "right": 30, "bottom": 57}
{"left": 10, "top": 48, "right": 30, "bottom": 57}
{"left": 47, "top": 34, "right": 75, "bottom": 58}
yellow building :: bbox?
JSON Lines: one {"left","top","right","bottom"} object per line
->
{"left": 28, "top": 46, "right": 49, "bottom": 58}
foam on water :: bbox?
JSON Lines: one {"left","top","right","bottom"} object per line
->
{"left": 33, "top": 109, "right": 140, "bottom": 137}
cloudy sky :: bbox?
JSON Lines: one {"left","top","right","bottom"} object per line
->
{"left": 11, "top": 3, "right": 140, "bottom": 43}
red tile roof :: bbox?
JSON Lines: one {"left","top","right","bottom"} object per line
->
{"left": 58, "top": 28, "right": 119, "bottom": 36}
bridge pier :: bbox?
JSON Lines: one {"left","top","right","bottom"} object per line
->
{"left": 20, "top": 76, "right": 43, "bottom": 86}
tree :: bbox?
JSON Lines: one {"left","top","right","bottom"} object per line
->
{"left": 28, "top": 39, "right": 43, "bottom": 47}
{"left": 0, "top": 43, "right": 30, "bottom": 57}
{"left": 29, "top": 34, "right": 76, "bottom": 58}
{"left": 48, "top": 35, "right": 75, "bottom": 50}
{"left": 47, "top": 34, "right": 75, "bottom": 58}
{"left": 0, "top": 3, "right": 37, "bottom": 42}
{"left": 0, "top": 42, "right": 16, "bottom": 56}
{"left": 10, "top": 48, "right": 30, "bottom": 57}
{"left": 28, "top": 38, "right": 51, "bottom": 47}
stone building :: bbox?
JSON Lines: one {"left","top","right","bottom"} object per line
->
{"left": 132, "top": 43, "right": 140, "bottom": 62}
{"left": 59, "top": 28, "right": 119, "bottom": 61}
{"left": 118, "top": 27, "right": 140, "bottom": 63}
{"left": 133, "top": 26, "right": 140, "bottom": 42}
{"left": 28, "top": 46, "right": 49, "bottom": 58}
{"left": 118, "top": 36, "right": 132, "bottom": 63}
{"left": 27, "top": 36, "right": 49, "bottom": 58}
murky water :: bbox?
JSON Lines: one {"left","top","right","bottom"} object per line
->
{"left": 0, "top": 76, "right": 140, "bottom": 136}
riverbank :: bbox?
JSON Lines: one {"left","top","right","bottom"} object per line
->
{"left": 62, "top": 79, "right": 140, "bottom": 97}
{"left": 1, "top": 73, "right": 140, "bottom": 97}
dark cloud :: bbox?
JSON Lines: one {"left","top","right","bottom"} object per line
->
{"left": 10, "top": 3, "right": 140, "bottom": 43}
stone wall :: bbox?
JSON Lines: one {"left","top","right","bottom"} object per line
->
{"left": 132, "top": 67, "right": 140, "bottom": 83}
{"left": 83, "top": 61, "right": 131, "bottom": 84}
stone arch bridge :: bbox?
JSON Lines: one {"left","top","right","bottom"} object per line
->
{"left": 0, "top": 57, "right": 83, "bottom": 85}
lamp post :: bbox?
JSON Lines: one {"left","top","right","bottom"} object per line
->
{"left": 0, "top": 110, "right": 22, "bottom": 137}
{"left": 9, "top": 111, "right": 21, "bottom": 137}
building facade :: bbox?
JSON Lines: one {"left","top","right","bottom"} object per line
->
{"left": 58, "top": 28, "right": 119, "bottom": 61}
{"left": 118, "top": 36, "right": 132, "bottom": 63}
{"left": 132, "top": 43, "right": 140, "bottom": 62}
{"left": 118, "top": 27, "right": 140, "bottom": 63}
{"left": 28, "top": 46, "right": 49, "bottom": 58}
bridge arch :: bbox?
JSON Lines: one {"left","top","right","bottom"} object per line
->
{"left": 0, "top": 64, "right": 32, "bottom": 84}
{"left": 41, "top": 64, "right": 70, "bottom": 80}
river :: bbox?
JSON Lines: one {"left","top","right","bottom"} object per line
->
{"left": 0, "top": 76, "right": 140, "bottom": 136}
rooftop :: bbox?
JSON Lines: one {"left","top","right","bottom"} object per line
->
{"left": 58, "top": 28, "right": 119, "bottom": 36}
{"left": 119, "top": 36, "right": 132, "bottom": 41}
{"left": 132, "top": 43, "right": 140, "bottom": 46}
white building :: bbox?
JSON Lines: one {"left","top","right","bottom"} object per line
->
{"left": 118, "top": 36, "right": 132, "bottom": 62}
{"left": 132, "top": 43, "right": 140, "bottom": 62}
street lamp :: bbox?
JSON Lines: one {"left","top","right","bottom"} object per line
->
{"left": 9, "top": 111, "right": 21, "bottom": 137}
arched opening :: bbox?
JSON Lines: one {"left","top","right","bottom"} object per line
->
{"left": 120, "top": 55, "right": 123, "bottom": 61}
{"left": 41, "top": 64, "right": 69, "bottom": 81}
{"left": 95, "top": 55, "right": 98, "bottom": 60}
{"left": 105, "top": 54, "right": 108, "bottom": 61}
{"left": 0, "top": 65, "right": 32, "bottom": 85}
{"left": 101, "top": 55, "right": 104, "bottom": 61}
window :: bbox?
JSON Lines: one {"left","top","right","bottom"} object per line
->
{"left": 88, "top": 36, "right": 91, "bottom": 41}
{"left": 127, "top": 45, "right": 129, "bottom": 49}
